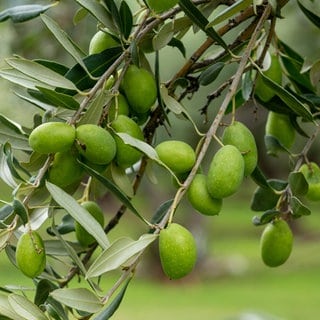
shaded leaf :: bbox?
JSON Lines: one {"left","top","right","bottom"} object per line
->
{"left": 47, "top": 213, "right": 75, "bottom": 236}
{"left": 150, "top": 199, "right": 174, "bottom": 226}
{"left": 297, "top": 0, "right": 320, "bottom": 29}
{"left": 50, "top": 288, "right": 102, "bottom": 313}
{"left": 252, "top": 210, "right": 279, "bottom": 226}
{"left": 12, "top": 199, "right": 28, "bottom": 225}
{"left": 34, "top": 279, "right": 58, "bottom": 307}
{"left": 290, "top": 196, "right": 311, "bottom": 217}
{"left": 36, "top": 87, "right": 80, "bottom": 110}
{"left": 46, "top": 182, "right": 110, "bottom": 249}
{"left": 79, "top": 162, "right": 148, "bottom": 225}
{"left": 110, "top": 163, "right": 134, "bottom": 198}
{"left": 288, "top": 171, "right": 308, "bottom": 197}
{"left": 119, "top": 1, "right": 133, "bottom": 39}
{"left": 8, "top": 294, "right": 48, "bottom": 320}
{"left": 0, "top": 205, "right": 13, "bottom": 221}
{"left": 91, "top": 278, "right": 131, "bottom": 320}
{"left": 86, "top": 234, "right": 158, "bottom": 278}
{"left": 179, "top": 0, "right": 228, "bottom": 50}
{"left": 167, "top": 37, "right": 186, "bottom": 57}
{"left": 64, "top": 47, "right": 123, "bottom": 92}
{"left": 258, "top": 69, "right": 313, "bottom": 121}
{"left": 153, "top": 21, "right": 174, "bottom": 51}
{"left": 199, "top": 62, "right": 225, "bottom": 86}
{"left": 0, "top": 3, "right": 57, "bottom": 23}
{"left": 264, "top": 134, "right": 290, "bottom": 156}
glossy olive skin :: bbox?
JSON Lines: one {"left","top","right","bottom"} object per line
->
{"left": 75, "top": 124, "right": 116, "bottom": 165}
{"left": 265, "top": 111, "right": 295, "bottom": 152}
{"left": 299, "top": 162, "right": 320, "bottom": 201}
{"left": 187, "top": 174, "right": 222, "bottom": 216}
{"left": 16, "top": 231, "right": 46, "bottom": 278}
{"left": 48, "top": 150, "right": 84, "bottom": 188}
{"left": 111, "top": 115, "right": 144, "bottom": 168}
{"left": 260, "top": 219, "right": 293, "bottom": 267}
{"left": 207, "top": 145, "right": 245, "bottom": 199}
{"left": 121, "top": 65, "right": 157, "bottom": 114}
{"left": 159, "top": 223, "right": 197, "bottom": 279}
{"left": 155, "top": 140, "right": 196, "bottom": 174}
{"left": 29, "top": 122, "right": 76, "bottom": 154}
{"left": 222, "top": 121, "right": 258, "bottom": 176}
{"left": 89, "top": 30, "right": 118, "bottom": 54}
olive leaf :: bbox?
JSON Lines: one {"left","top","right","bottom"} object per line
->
{"left": 297, "top": 0, "right": 320, "bottom": 29}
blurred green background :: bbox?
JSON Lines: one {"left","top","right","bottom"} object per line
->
{"left": 0, "top": 1, "right": 320, "bottom": 319}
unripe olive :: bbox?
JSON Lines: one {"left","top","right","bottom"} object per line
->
{"left": 111, "top": 115, "right": 144, "bottom": 168}
{"left": 299, "top": 162, "right": 320, "bottom": 201}
{"left": 146, "top": 0, "right": 179, "bottom": 13}
{"left": 155, "top": 140, "right": 196, "bottom": 174}
{"left": 75, "top": 124, "right": 116, "bottom": 165}
{"left": 108, "top": 94, "right": 130, "bottom": 122}
{"left": 207, "top": 145, "right": 244, "bottom": 198}
{"left": 121, "top": 65, "right": 157, "bottom": 114}
{"left": 159, "top": 223, "right": 197, "bottom": 279}
{"left": 222, "top": 121, "right": 258, "bottom": 176}
{"left": 89, "top": 30, "right": 119, "bottom": 54}
{"left": 29, "top": 122, "right": 76, "bottom": 154}
{"left": 255, "top": 54, "right": 282, "bottom": 102}
{"left": 260, "top": 219, "right": 293, "bottom": 267}
{"left": 75, "top": 201, "right": 105, "bottom": 247}
{"left": 187, "top": 174, "right": 222, "bottom": 216}
{"left": 16, "top": 231, "right": 46, "bottom": 278}
{"left": 48, "top": 150, "right": 84, "bottom": 188}
{"left": 265, "top": 111, "right": 295, "bottom": 151}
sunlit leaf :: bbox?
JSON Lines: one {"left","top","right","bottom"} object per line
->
{"left": 86, "top": 234, "right": 158, "bottom": 278}
{"left": 0, "top": 3, "right": 58, "bottom": 23}
{"left": 0, "top": 294, "right": 21, "bottom": 320}
{"left": 110, "top": 163, "right": 134, "bottom": 198}
{"left": 6, "top": 58, "right": 79, "bottom": 92}
{"left": 153, "top": 21, "right": 174, "bottom": 51}
{"left": 8, "top": 294, "right": 49, "bottom": 320}
{"left": 46, "top": 182, "right": 110, "bottom": 249}
{"left": 50, "top": 288, "right": 102, "bottom": 313}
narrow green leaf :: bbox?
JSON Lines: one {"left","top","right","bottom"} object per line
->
{"left": 64, "top": 47, "right": 123, "bottom": 92}
{"left": 6, "top": 58, "right": 79, "bottom": 92}
{"left": 40, "top": 15, "right": 89, "bottom": 75}
{"left": 110, "top": 163, "right": 134, "bottom": 198}
{"left": 150, "top": 199, "right": 174, "bottom": 226}
{"left": 258, "top": 70, "right": 313, "bottom": 121}
{"left": 12, "top": 199, "right": 28, "bottom": 225}
{"left": 0, "top": 3, "right": 58, "bottom": 23}
{"left": 0, "top": 146, "right": 18, "bottom": 189}
{"left": 74, "top": 0, "right": 116, "bottom": 32}
{"left": 0, "top": 115, "right": 30, "bottom": 151}
{"left": 46, "top": 213, "right": 75, "bottom": 236}
{"left": 288, "top": 171, "right": 308, "bottom": 197}
{"left": 46, "top": 182, "right": 110, "bottom": 249}
{"left": 0, "top": 229, "right": 13, "bottom": 251}
{"left": 78, "top": 90, "right": 107, "bottom": 125}
{"left": 79, "top": 162, "right": 148, "bottom": 225}
{"left": 199, "top": 62, "right": 225, "bottom": 86}
{"left": 167, "top": 37, "right": 186, "bottom": 57}
{"left": 86, "top": 234, "right": 158, "bottom": 278}
{"left": 264, "top": 134, "right": 290, "bottom": 156}
{"left": 91, "top": 278, "right": 131, "bottom": 320}
{"left": 179, "top": 0, "right": 228, "bottom": 50}
{"left": 36, "top": 87, "right": 80, "bottom": 110}
{"left": 119, "top": 1, "right": 133, "bottom": 39}
{"left": 207, "top": 0, "right": 252, "bottom": 27}
{"left": 297, "top": 0, "right": 320, "bottom": 28}
{"left": 50, "top": 288, "right": 102, "bottom": 313}
{"left": 103, "top": 0, "right": 122, "bottom": 32}
{"left": 153, "top": 21, "right": 175, "bottom": 51}
{"left": 8, "top": 294, "right": 49, "bottom": 320}
{"left": 0, "top": 294, "right": 22, "bottom": 320}
{"left": 0, "top": 68, "right": 53, "bottom": 91}
{"left": 0, "top": 204, "right": 13, "bottom": 221}
{"left": 34, "top": 279, "right": 58, "bottom": 307}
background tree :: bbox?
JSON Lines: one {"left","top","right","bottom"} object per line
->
{"left": 0, "top": 0, "right": 319, "bottom": 319}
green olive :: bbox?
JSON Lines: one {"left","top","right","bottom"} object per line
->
{"left": 89, "top": 30, "right": 119, "bottom": 54}
{"left": 207, "top": 145, "right": 244, "bottom": 199}
{"left": 187, "top": 174, "right": 222, "bottom": 216}
{"left": 260, "top": 219, "right": 293, "bottom": 267}
{"left": 121, "top": 65, "right": 157, "bottom": 114}
{"left": 299, "top": 162, "right": 320, "bottom": 201}
{"left": 75, "top": 124, "right": 116, "bottom": 165}
{"left": 16, "top": 231, "right": 46, "bottom": 278}
{"left": 222, "top": 121, "right": 258, "bottom": 176}
{"left": 159, "top": 223, "right": 197, "bottom": 279}
{"left": 29, "top": 122, "right": 75, "bottom": 154}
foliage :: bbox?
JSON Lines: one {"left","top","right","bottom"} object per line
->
{"left": 0, "top": 0, "right": 319, "bottom": 319}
